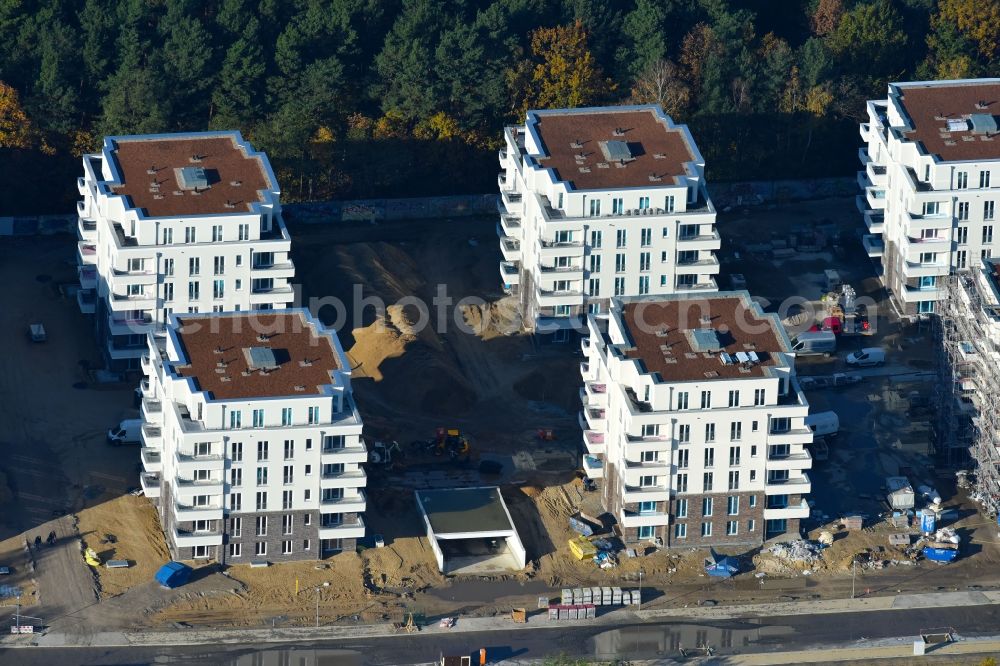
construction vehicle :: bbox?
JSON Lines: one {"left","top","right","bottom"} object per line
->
{"left": 435, "top": 428, "right": 471, "bottom": 459}
{"left": 369, "top": 440, "right": 401, "bottom": 466}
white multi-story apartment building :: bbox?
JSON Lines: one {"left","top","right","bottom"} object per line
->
{"left": 580, "top": 292, "right": 813, "bottom": 546}
{"left": 76, "top": 131, "right": 295, "bottom": 370}
{"left": 860, "top": 78, "right": 1000, "bottom": 318}
{"left": 498, "top": 105, "right": 720, "bottom": 337}
{"left": 139, "top": 309, "right": 366, "bottom": 563}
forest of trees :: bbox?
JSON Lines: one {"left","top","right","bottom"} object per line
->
{"left": 0, "top": 0, "right": 996, "bottom": 213}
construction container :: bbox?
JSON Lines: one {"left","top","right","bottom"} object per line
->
{"left": 612, "top": 587, "right": 623, "bottom": 605}
{"left": 581, "top": 587, "right": 592, "bottom": 604}
{"left": 548, "top": 607, "right": 559, "bottom": 621}
{"left": 561, "top": 588, "right": 572, "bottom": 605}
{"left": 572, "top": 587, "right": 584, "bottom": 605}
{"left": 537, "top": 596, "right": 549, "bottom": 609}
{"left": 842, "top": 515, "right": 864, "bottom": 530}
{"left": 511, "top": 608, "right": 527, "bottom": 623}
{"left": 592, "top": 586, "right": 603, "bottom": 604}
{"left": 568, "top": 537, "right": 597, "bottom": 560}
{"left": 601, "top": 587, "right": 612, "bottom": 606}
{"left": 886, "top": 476, "right": 915, "bottom": 510}
{"left": 584, "top": 604, "right": 596, "bottom": 619}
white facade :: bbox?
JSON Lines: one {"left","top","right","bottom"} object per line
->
{"left": 581, "top": 293, "right": 813, "bottom": 546}
{"left": 140, "top": 310, "right": 365, "bottom": 562}
{"left": 76, "top": 131, "right": 295, "bottom": 369}
{"left": 498, "top": 105, "right": 720, "bottom": 332}
{"left": 860, "top": 79, "right": 1000, "bottom": 318}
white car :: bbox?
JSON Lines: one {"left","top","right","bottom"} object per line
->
{"left": 845, "top": 348, "right": 885, "bottom": 367}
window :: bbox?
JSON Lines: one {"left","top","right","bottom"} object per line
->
{"left": 212, "top": 225, "right": 223, "bottom": 242}
{"left": 282, "top": 490, "right": 293, "bottom": 509}
{"left": 590, "top": 230, "right": 602, "bottom": 248}
{"left": 612, "top": 197, "right": 623, "bottom": 215}
{"left": 615, "top": 253, "right": 626, "bottom": 273}
{"left": 920, "top": 275, "right": 936, "bottom": 289}
{"left": 677, "top": 448, "right": 689, "bottom": 469}
{"left": 162, "top": 228, "right": 173, "bottom": 244}
{"left": 675, "top": 523, "right": 687, "bottom": 538}
{"left": 703, "top": 472, "right": 713, "bottom": 491}
{"left": 589, "top": 199, "right": 601, "bottom": 216}
{"left": 958, "top": 250, "right": 968, "bottom": 268}
{"left": 639, "top": 252, "right": 650, "bottom": 271}
{"left": 256, "top": 466, "right": 268, "bottom": 485}
{"left": 923, "top": 201, "right": 940, "bottom": 216}
{"left": 231, "top": 441, "right": 243, "bottom": 461}
{"left": 283, "top": 440, "right": 294, "bottom": 460}
{"left": 640, "top": 228, "right": 652, "bottom": 247}
{"left": 304, "top": 489, "right": 311, "bottom": 501}
{"left": 255, "top": 491, "right": 267, "bottom": 510}
{"left": 638, "top": 275, "right": 649, "bottom": 295}
{"left": 770, "top": 417, "right": 790, "bottom": 433}
{"left": 305, "top": 438, "right": 313, "bottom": 451}
{"left": 193, "top": 545, "right": 210, "bottom": 559}
{"left": 237, "top": 223, "right": 249, "bottom": 241}
{"left": 726, "top": 521, "right": 738, "bottom": 536}
{"left": 728, "top": 470, "right": 740, "bottom": 490}
{"left": 213, "top": 256, "right": 225, "bottom": 275}
{"left": 728, "top": 390, "right": 740, "bottom": 407}
{"left": 704, "top": 447, "right": 714, "bottom": 467}
{"left": 256, "top": 440, "right": 268, "bottom": 460}
{"left": 614, "top": 277, "right": 626, "bottom": 295}
{"left": 308, "top": 406, "right": 320, "bottom": 424}
{"left": 230, "top": 517, "right": 242, "bottom": 537}
{"left": 749, "top": 495, "right": 757, "bottom": 508}
{"left": 638, "top": 526, "right": 655, "bottom": 539}
{"left": 230, "top": 493, "right": 241, "bottom": 511}
{"left": 958, "top": 201, "right": 970, "bottom": 220}
{"left": 705, "top": 423, "right": 715, "bottom": 442}
{"left": 163, "top": 258, "right": 174, "bottom": 276}
{"left": 255, "top": 542, "right": 266, "bottom": 557}
{"left": 676, "top": 473, "right": 688, "bottom": 492}
{"left": 127, "top": 283, "right": 143, "bottom": 296}
{"left": 213, "top": 279, "right": 224, "bottom": 300}
{"left": 282, "top": 514, "right": 294, "bottom": 535}
{"left": 957, "top": 171, "right": 969, "bottom": 189}
{"left": 282, "top": 540, "right": 293, "bottom": 555}
{"left": 589, "top": 254, "right": 601, "bottom": 272}
{"left": 229, "top": 410, "right": 242, "bottom": 430}
{"left": 280, "top": 407, "right": 292, "bottom": 426}
{"left": 748, "top": 519, "right": 756, "bottom": 532}
{"left": 701, "top": 522, "right": 712, "bottom": 537}
{"left": 189, "top": 257, "right": 200, "bottom": 276}
{"left": 230, "top": 468, "right": 242, "bottom": 487}
{"left": 255, "top": 516, "right": 267, "bottom": 536}
{"left": 185, "top": 226, "right": 196, "bottom": 243}
{"left": 676, "top": 392, "right": 689, "bottom": 410}
{"left": 303, "top": 539, "right": 311, "bottom": 551}
{"left": 188, "top": 281, "right": 200, "bottom": 300}
{"left": 678, "top": 424, "right": 690, "bottom": 442}
{"left": 985, "top": 226, "right": 994, "bottom": 244}
{"left": 751, "top": 420, "right": 759, "bottom": 432}
{"left": 253, "top": 410, "right": 265, "bottom": 428}
{"left": 588, "top": 279, "right": 600, "bottom": 296}
{"left": 754, "top": 388, "right": 765, "bottom": 406}
{"left": 729, "top": 446, "right": 740, "bottom": 466}
{"left": 987, "top": 202, "right": 996, "bottom": 221}
{"left": 918, "top": 300, "right": 935, "bottom": 314}
{"left": 639, "top": 196, "right": 650, "bottom": 209}
{"left": 616, "top": 229, "right": 627, "bottom": 248}
{"left": 229, "top": 543, "right": 242, "bottom": 558}
{"left": 639, "top": 475, "right": 656, "bottom": 487}
{"left": 700, "top": 390, "right": 712, "bottom": 409}
{"left": 730, "top": 422, "right": 742, "bottom": 441}
{"left": 982, "top": 171, "right": 992, "bottom": 188}
{"left": 283, "top": 465, "right": 293, "bottom": 485}
{"left": 676, "top": 498, "right": 688, "bottom": 518}
{"left": 639, "top": 501, "right": 656, "bottom": 515}
{"left": 664, "top": 195, "right": 675, "bottom": 213}
{"left": 702, "top": 497, "right": 713, "bottom": 517}
{"left": 727, "top": 496, "right": 739, "bottom": 515}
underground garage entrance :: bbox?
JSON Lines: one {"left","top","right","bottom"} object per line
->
{"left": 415, "top": 486, "right": 527, "bottom": 575}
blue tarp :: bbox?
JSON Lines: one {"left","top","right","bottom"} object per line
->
{"left": 705, "top": 550, "right": 740, "bottom": 578}
{"left": 155, "top": 561, "right": 192, "bottom": 588}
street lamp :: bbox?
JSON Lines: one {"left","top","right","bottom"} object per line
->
{"left": 315, "top": 587, "right": 320, "bottom": 628}
{"left": 638, "top": 569, "right": 644, "bottom": 611}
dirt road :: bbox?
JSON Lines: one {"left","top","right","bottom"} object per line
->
{"left": 30, "top": 516, "right": 97, "bottom": 629}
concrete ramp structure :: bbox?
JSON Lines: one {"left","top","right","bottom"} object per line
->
{"left": 415, "top": 487, "right": 527, "bottom": 575}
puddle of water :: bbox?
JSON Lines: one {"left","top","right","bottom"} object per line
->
{"left": 425, "top": 578, "right": 552, "bottom": 602}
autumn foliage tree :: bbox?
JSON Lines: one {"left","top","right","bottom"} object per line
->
{"left": 0, "top": 81, "right": 34, "bottom": 149}
{"left": 513, "top": 20, "right": 611, "bottom": 114}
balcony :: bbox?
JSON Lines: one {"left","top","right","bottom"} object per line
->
{"left": 902, "top": 284, "right": 945, "bottom": 302}
{"left": 318, "top": 517, "right": 366, "bottom": 540}
{"left": 320, "top": 491, "right": 367, "bottom": 513}
{"left": 77, "top": 177, "right": 87, "bottom": 195}
{"left": 582, "top": 454, "right": 604, "bottom": 480}
{"left": 583, "top": 406, "right": 606, "bottom": 429}
{"left": 77, "top": 215, "right": 97, "bottom": 241}
{"left": 141, "top": 423, "right": 162, "bottom": 448}
{"left": 172, "top": 528, "right": 223, "bottom": 548}
{"left": 108, "top": 336, "right": 147, "bottom": 361}
{"left": 904, "top": 234, "right": 951, "bottom": 255}
{"left": 675, "top": 278, "right": 718, "bottom": 292}
{"left": 108, "top": 312, "right": 155, "bottom": 336}
{"left": 676, "top": 230, "right": 721, "bottom": 251}
{"left": 140, "top": 353, "right": 153, "bottom": 375}
{"left": 535, "top": 287, "right": 582, "bottom": 307}
{"left": 903, "top": 258, "right": 950, "bottom": 277}
{"left": 500, "top": 236, "right": 521, "bottom": 262}
{"left": 905, "top": 210, "right": 951, "bottom": 230}
{"left": 864, "top": 210, "right": 884, "bottom": 234}
{"left": 140, "top": 473, "right": 161, "bottom": 499}
{"left": 110, "top": 291, "right": 157, "bottom": 312}
{"left": 583, "top": 381, "right": 608, "bottom": 404}
{"left": 141, "top": 398, "right": 163, "bottom": 424}
{"left": 763, "top": 500, "right": 810, "bottom": 520}
{"left": 536, "top": 238, "right": 585, "bottom": 259}
{"left": 538, "top": 263, "right": 585, "bottom": 281}
{"left": 859, "top": 123, "right": 870, "bottom": 141}
{"left": 675, "top": 254, "right": 721, "bottom": 274}
{"left": 173, "top": 501, "right": 224, "bottom": 522}
{"left": 498, "top": 171, "right": 511, "bottom": 191}
{"left": 319, "top": 445, "right": 368, "bottom": 464}
{"left": 251, "top": 260, "right": 296, "bottom": 279}
{"left": 622, "top": 486, "right": 671, "bottom": 503}
{"left": 319, "top": 469, "right": 367, "bottom": 489}
{"left": 501, "top": 189, "right": 522, "bottom": 215}
{"left": 766, "top": 427, "right": 813, "bottom": 445}
{"left": 76, "top": 199, "right": 91, "bottom": 218}
{"left": 500, "top": 213, "right": 522, "bottom": 238}
{"left": 76, "top": 289, "right": 97, "bottom": 314}
{"left": 764, "top": 473, "right": 811, "bottom": 496}
{"left": 140, "top": 447, "right": 162, "bottom": 473}
{"left": 582, "top": 430, "right": 605, "bottom": 456}
{"left": 79, "top": 266, "right": 97, "bottom": 290}
{"left": 766, "top": 450, "right": 813, "bottom": 471}
{"left": 858, "top": 146, "right": 871, "bottom": 165}
{"left": 500, "top": 261, "right": 520, "bottom": 286}
{"left": 498, "top": 148, "right": 507, "bottom": 165}
{"left": 175, "top": 451, "right": 226, "bottom": 473}
{"left": 249, "top": 286, "right": 295, "bottom": 305}
{"left": 863, "top": 235, "right": 884, "bottom": 258}
{"left": 173, "top": 477, "right": 225, "bottom": 497}
{"left": 623, "top": 461, "right": 672, "bottom": 484}
{"left": 77, "top": 241, "right": 97, "bottom": 265}
{"left": 865, "top": 187, "right": 886, "bottom": 210}
{"left": 619, "top": 510, "right": 670, "bottom": 528}
{"left": 866, "top": 162, "right": 887, "bottom": 187}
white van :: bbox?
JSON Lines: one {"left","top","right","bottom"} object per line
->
{"left": 845, "top": 347, "right": 885, "bottom": 367}
{"left": 107, "top": 419, "right": 143, "bottom": 446}
{"left": 791, "top": 330, "right": 837, "bottom": 355}
{"left": 805, "top": 411, "right": 839, "bottom": 437}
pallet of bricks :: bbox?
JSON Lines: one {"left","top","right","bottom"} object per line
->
{"left": 548, "top": 586, "right": 640, "bottom": 620}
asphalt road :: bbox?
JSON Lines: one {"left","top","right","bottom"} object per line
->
{"left": 5, "top": 601, "right": 1000, "bottom": 665}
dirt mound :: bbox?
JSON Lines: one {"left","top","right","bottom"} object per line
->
{"left": 460, "top": 296, "right": 523, "bottom": 340}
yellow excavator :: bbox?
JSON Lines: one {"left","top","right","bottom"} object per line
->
{"left": 435, "top": 428, "right": 471, "bottom": 458}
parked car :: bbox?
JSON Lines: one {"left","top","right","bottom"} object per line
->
{"left": 805, "top": 410, "right": 840, "bottom": 437}
{"left": 845, "top": 348, "right": 885, "bottom": 367}
{"left": 107, "top": 419, "right": 143, "bottom": 446}
{"left": 791, "top": 330, "right": 837, "bottom": 355}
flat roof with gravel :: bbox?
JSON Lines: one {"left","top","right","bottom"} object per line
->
{"left": 415, "top": 487, "right": 514, "bottom": 535}
{"left": 894, "top": 81, "right": 1000, "bottom": 162}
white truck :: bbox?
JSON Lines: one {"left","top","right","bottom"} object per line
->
{"left": 805, "top": 411, "right": 840, "bottom": 437}
{"left": 107, "top": 419, "right": 143, "bottom": 446}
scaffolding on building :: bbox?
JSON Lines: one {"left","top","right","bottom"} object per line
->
{"left": 936, "top": 271, "right": 1000, "bottom": 515}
